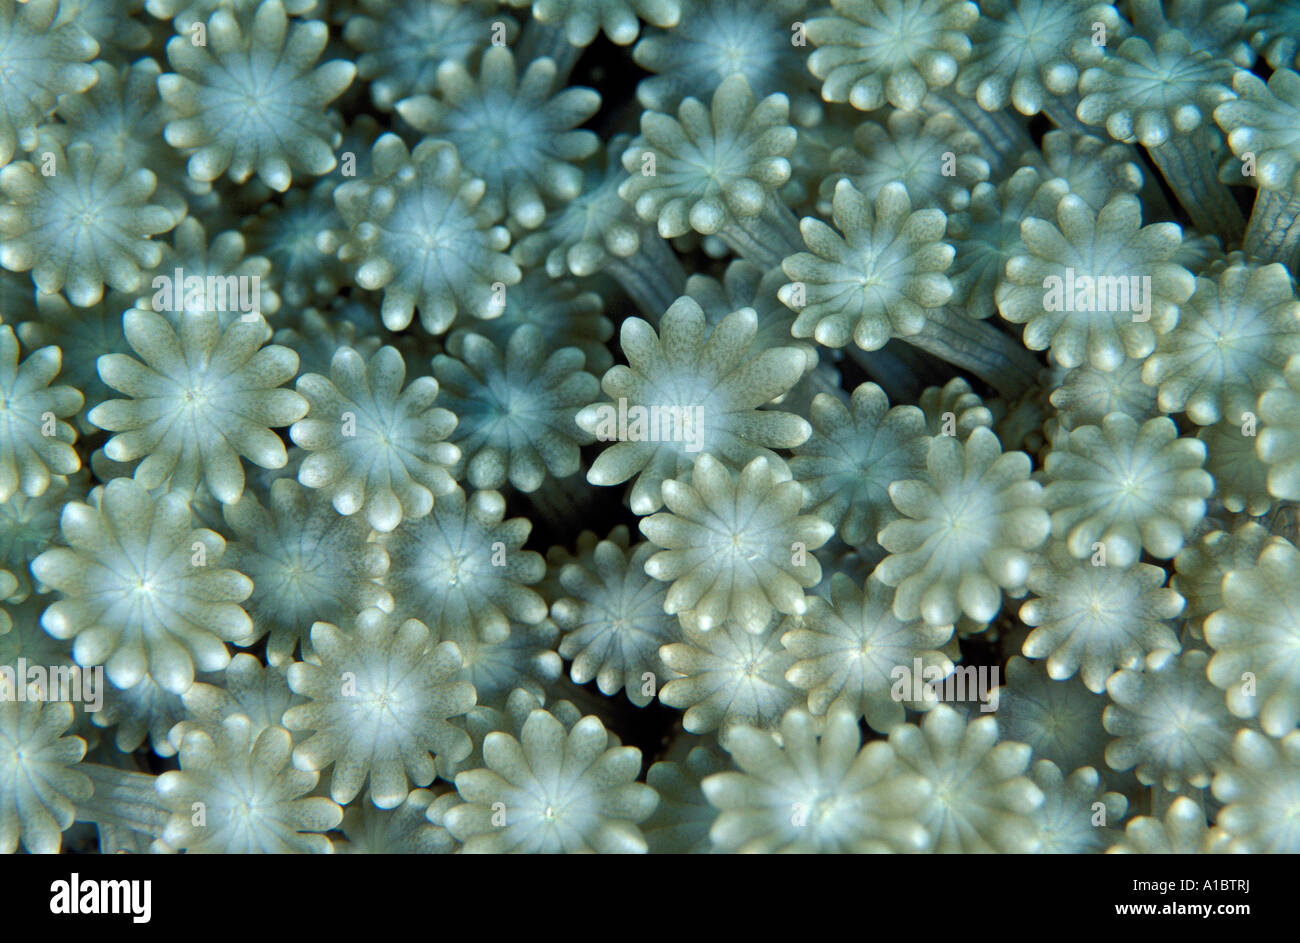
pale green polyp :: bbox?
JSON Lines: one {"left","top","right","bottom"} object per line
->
{"left": 887, "top": 705, "right": 1044, "bottom": 853}
{"left": 703, "top": 709, "right": 934, "bottom": 852}
{"left": 325, "top": 134, "right": 521, "bottom": 335}
{"left": 618, "top": 74, "right": 801, "bottom": 269}
{"left": 393, "top": 45, "right": 601, "bottom": 230}
{"left": 806, "top": 0, "right": 978, "bottom": 113}
{"left": 157, "top": 0, "right": 356, "bottom": 191}
{"left": 1215, "top": 68, "right": 1300, "bottom": 269}
{"left": 0, "top": 0, "right": 99, "bottom": 170}
{"left": 782, "top": 178, "right": 1041, "bottom": 397}
{"left": 444, "top": 707, "right": 658, "bottom": 852}
{"left": 1076, "top": 32, "right": 1245, "bottom": 244}
{"left": 432, "top": 325, "right": 599, "bottom": 492}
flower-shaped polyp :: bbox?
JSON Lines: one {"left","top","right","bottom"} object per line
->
{"left": 89, "top": 308, "right": 308, "bottom": 504}
{"left": 789, "top": 383, "right": 927, "bottom": 546}
{"left": 444, "top": 706, "right": 658, "bottom": 852}
{"left": 532, "top": 0, "right": 680, "bottom": 46}
{"left": 0, "top": 326, "right": 82, "bottom": 501}
{"left": 640, "top": 455, "right": 834, "bottom": 633}
{"left": 343, "top": 0, "right": 502, "bottom": 111}
{"left": 1204, "top": 535, "right": 1300, "bottom": 735}
{"left": 875, "top": 426, "right": 1049, "bottom": 626}
{"left": 782, "top": 574, "right": 954, "bottom": 731}
{"left": 994, "top": 655, "right": 1109, "bottom": 778}
{"left": 49, "top": 58, "right": 189, "bottom": 222}
{"left": 630, "top": 0, "right": 810, "bottom": 113}
{"left": 223, "top": 479, "right": 392, "bottom": 666}
{"left": 548, "top": 527, "right": 676, "bottom": 707}
{"left": 523, "top": 136, "right": 646, "bottom": 280}
{"left": 32, "top": 479, "right": 255, "bottom": 694}
{"left": 1142, "top": 263, "right": 1300, "bottom": 425}
{"left": 918, "top": 377, "right": 993, "bottom": 440}
{"left": 703, "top": 709, "right": 932, "bottom": 853}
{"left": 1214, "top": 68, "right": 1300, "bottom": 195}
{"left": 284, "top": 609, "right": 476, "bottom": 808}
{"left": 888, "top": 704, "right": 1044, "bottom": 853}
{"left": 0, "top": 700, "right": 90, "bottom": 853}
{"left": 245, "top": 183, "right": 345, "bottom": 309}
{"left": 94, "top": 674, "right": 185, "bottom": 758}
{"left": 0, "top": 140, "right": 177, "bottom": 306}
{"left": 659, "top": 615, "right": 800, "bottom": 733}
{"left": 1029, "top": 761, "right": 1126, "bottom": 853}
{"left": 783, "top": 180, "right": 954, "bottom": 352}
{"left": 806, "top": 0, "right": 978, "bottom": 111}
{"left": 1038, "top": 130, "right": 1144, "bottom": 212}
{"left": 1108, "top": 795, "right": 1226, "bottom": 854}
{"left": 576, "top": 297, "right": 811, "bottom": 515}
{"left": 1103, "top": 649, "right": 1234, "bottom": 791}
{"left": 433, "top": 327, "right": 598, "bottom": 492}
{"left": 0, "top": 0, "right": 98, "bottom": 168}
{"left": 158, "top": 0, "right": 356, "bottom": 191}
{"left": 1207, "top": 414, "right": 1276, "bottom": 514}
{"left": 1020, "top": 542, "right": 1183, "bottom": 693}
{"left": 385, "top": 487, "right": 546, "bottom": 644}
{"left": 325, "top": 134, "right": 520, "bottom": 334}
{"left": 173, "top": 652, "right": 301, "bottom": 745}
{"left": 157, "top": 714, "right": 342, "bottom": 852}
{"left": 395, "top": 46, "right": 600, "bottom": 229}
{"left": 827, "top": 110, "right": 989, "bottom": 213}
{"left": 142, "top": 217, "right": 279, "bottom": 324}
{"left": 618, "top": 74, "right": 795, "bottom": 238}
{"left": 1043, "top": 413, "right": 1212, "bottom": 567}
{"left": 0, "top": 475, "right": 77, "bottom": 603}
{"left": 996, "top": 194, "right": 1193, "bottom": 371}
{"left": 685, "top": 259, "right": 813, "bottom": 372}
{"left": 1076, "top": 31, "right": 1236, "bottom": 149}
{"left": 1075, "top": 31, "right": 1240, "bottom": 238}
{"left": 1048, "top": 358, "right": 1158, "bottom": 433}
{"left": 291, "top": 345, "right": 460, "bottom": 532}
{"left": 956, "top": 0, "right": 1116, "bottom": 115}
{"left": 1211, "top": 729, "right": 1300, "bottom": 853}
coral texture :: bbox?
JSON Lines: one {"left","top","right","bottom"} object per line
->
{"left": 3, "top": 0, "right": 1297, "bottom": 860}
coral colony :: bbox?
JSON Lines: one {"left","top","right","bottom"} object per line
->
{"left": 4, "top": 0, "right": 1300, "bottom": 857}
